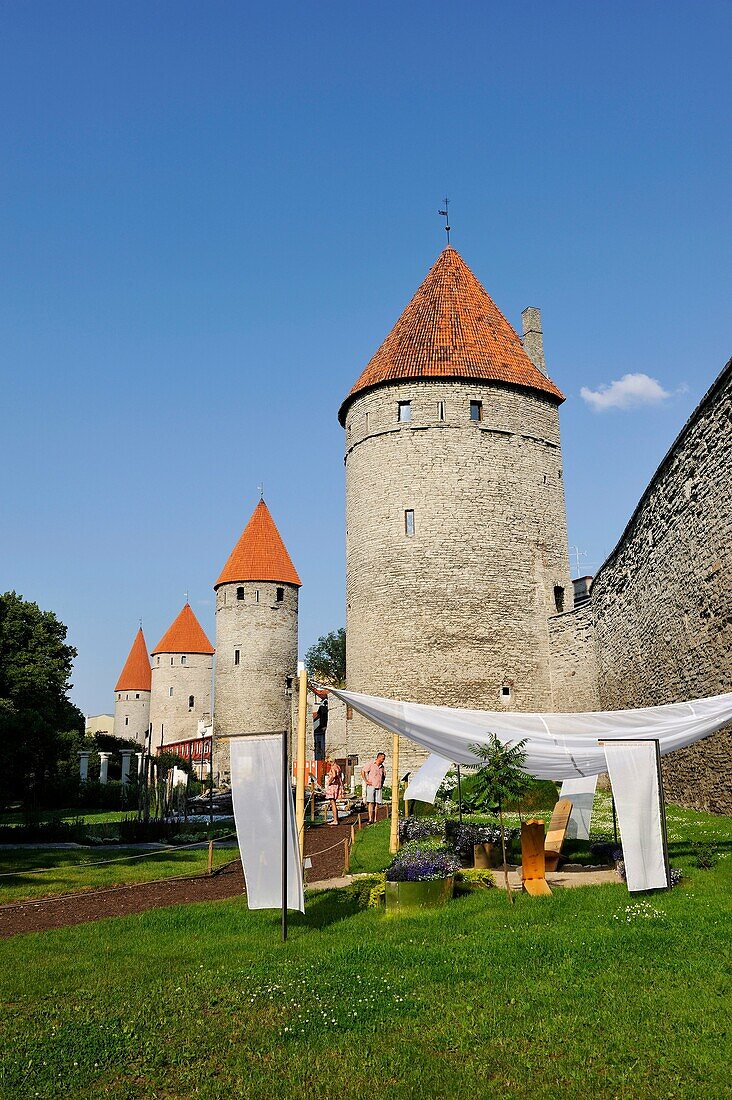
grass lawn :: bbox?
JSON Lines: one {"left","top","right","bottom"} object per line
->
{"left": 0, "top": 801, "right": 730, "bottom": 1099}
{"left": 0, "top": 846, "right": 235, "bottom": 904}
{"left": 0, "top": 808, "right": 133, "bottom": 826}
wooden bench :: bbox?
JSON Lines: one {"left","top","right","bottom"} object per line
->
{"left": 521, "top": 819, "right": 552, "bottom": 896}
{"left": 544, "top": 798, "right": 573, "bottom": 872}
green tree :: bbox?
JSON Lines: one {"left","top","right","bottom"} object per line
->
{"left": 469, "top": 735, "right": 530, "bottom": 900}
{"left": 305, "top": 628, "right": 346, "bottom": 686}
{"left": 0, "top": 591, "right": 84, "bottom": 806}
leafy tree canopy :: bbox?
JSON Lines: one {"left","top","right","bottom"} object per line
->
{"left": 305, "top": 628, "right": 346, "bottom": 686}
{"left": 469, "top": 735, "right": 531, "bottom": 811}
{"left": 0, "top": 591, "right": 85, "bottom": 805}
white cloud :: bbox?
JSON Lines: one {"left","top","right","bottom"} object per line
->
{"left": 580, "top": 372, "right": 672, "bottom": 412}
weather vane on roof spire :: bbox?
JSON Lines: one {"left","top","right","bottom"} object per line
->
{"left": 438, "top": 196, "right": 451, "bottom": 245}
{"left": 184, "top": 590, "right": 189, "bottom": 605}
{"left": 257, "top": 482, "right": 264, "bottom": 500}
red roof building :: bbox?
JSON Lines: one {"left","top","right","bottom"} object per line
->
{"left": 114, "top": 627, "right": 152, "bottom": 692}
{"left": 215, "top": 499, "right": 301, "bottom": 588}
{"left": 151, "top": 603, "right": 215, "bottom": 656}
{"left": 339, "top": 245, "right": 563, "bottom": 423}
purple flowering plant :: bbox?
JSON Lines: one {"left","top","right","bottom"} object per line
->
{"left": 385, "top": 841, "right": 460, "bottom": 883}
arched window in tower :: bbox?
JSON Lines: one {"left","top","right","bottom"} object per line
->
{"left": 397, "top": 400, "right": 412, "bottom": 423}
{"left": 237, "top": 587, "right": 245, "bottom": 600}
{"left": 553, "top": 586, "right": 565, "bottom": 613}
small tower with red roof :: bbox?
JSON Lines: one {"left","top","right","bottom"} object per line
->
{"left": 113, "top": 627, "right": 152, "bottom": 745}
{"left": 149, "top": 603, "right": 214, "bottom": 753}
{"left": 213, "top": 499, "right": 301, "bottom": 782}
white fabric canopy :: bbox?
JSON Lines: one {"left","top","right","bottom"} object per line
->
{"left": 560, "top": 775, "right": 598, "bottom": 841}
{"left": 404, "top": 754, "right": 452, "bottom": 803}
{"left": 331, "top": 689, "right": 732, "bottom": 780}
{"left": 230, "top": 734, "right": 304, "bottom": 913}
{"left": 604, "top": 742, "right": 668, "bottom": 892}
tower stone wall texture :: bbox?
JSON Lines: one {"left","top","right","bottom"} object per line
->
{"left": 213, "top": 581, "right": 299, "bottom": 780}
{"left": 590, "top": 358, "right": 732, "bottom": 813}
{"left": 113, "top": 691, "right": 151, "bottom": 745}
{"left": 344, "top": 378, "right": 573, "bottom": 774}
{"left": 149, "top": 652, "right": 213, "bottom": 753}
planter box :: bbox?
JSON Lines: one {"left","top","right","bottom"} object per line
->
{"left": 385, "top": 877, "right": 454, "bottom": 913}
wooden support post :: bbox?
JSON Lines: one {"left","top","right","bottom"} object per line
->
{"left": 357, "top": 812, "right": 362, "bottom": 831}
{"left": 343, "top": 837, "right": 351, "bottom": 875}
{"left": 309, "top": 777, "right": 316, "bottom": 823}
{"left": 207, "top": 838, "right": 214, "bottom": 876}
{"left": 389, "top": 733, "right": 400, "bottom": 855}
{"left": 295, "top": 668, "right": 308, "bottom": 864}
{"left": 350, "top": 824, "right": 355, "bottom": 845}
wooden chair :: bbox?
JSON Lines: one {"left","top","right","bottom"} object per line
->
{"left": 544, "top": 798, "right": 573, "bottom": 872}
{"left": 521, "top": 819, "right": 552, "bottom": 896}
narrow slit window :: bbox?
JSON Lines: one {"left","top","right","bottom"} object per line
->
{"left": 188, "top": 695, "right": 195, "bottom": 709}
{"left": 170, "top": 657, "right": 174, "bottom": 665}
{"left": 437, "top": 400, "right": 445, "bottom": 421}
{"left": 236, "top": 586, "right": 245, "bottom": 600}
{"left": 135, "top": 693, "right": 140, "bottom": 699}
{"left": 234, "top": 649, "right": 240, "bottom": 666}
{"left": 168, "top": 687, "right": 173, "bottom": 697}
{"left": 397, "top": 400, "right": 412, "bottom": 423}
{"left": 470, "top": 400, "right": 483, "bottom": 422}
{"left": 405, "top": 509, "right": 415, "bottom": 537}
{"left": 276, "top": 587, "right": 284, "bottom": 602}
{"left": 365, "top": 411, "right": 369, "bottom": 431}
{"left": 255, "top": 590, "right": 259, "bottom": 603}
{"left": 125, "top": 716, "right": 129, "bottom": 725}
{"left": 554, "top": 586, "right": 565, "bottom": 613}
{"left": 181, "top": 655, "right": 187, "bottom": 665}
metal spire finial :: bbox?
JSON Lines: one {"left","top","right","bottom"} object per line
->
{"left": 438, "top": 196, "right": 451, "bottom": 244}
{"left": 184, "top": 590, "right": 189, "bottom": 605}
{"left": 258, "top": 482, "right": 264, "bottom": 500}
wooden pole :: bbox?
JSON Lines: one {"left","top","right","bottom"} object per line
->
{"left": 295, "top": 668, "right": 308, "bottom": 862}
{"left": 389, "top": 734, "right": 400, "bottom": 855}
{"left": 309, "top": 777, "right": 316, "bottom": 823}
{"left": 343, "top": 837, "right": 351, "bottom": 874}
{"left": 207, "top": 838, "right": 214, "bottom": 876}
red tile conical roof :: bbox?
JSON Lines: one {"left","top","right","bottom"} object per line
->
{"left": 339, "top": 246, "right": 563, "bottom": 423}
{"left": 215, "top": 499, "right": 302, "bottom": 588}
{"left": 115, "top": 628, "right": 152, "bottom": 692}
{"left": 151, "top": 604, "right": 215, "bottom": 656}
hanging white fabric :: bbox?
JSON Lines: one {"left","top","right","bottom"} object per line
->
{"left": 560, "top": 775, "right": 598, "bottom": 841}
{"left": 329, "top": 688, "right": 732, "bottom": 780}
{"left": 603, "top": 742, "right": 668, "bottom": 892}
{"left": 230, "top": 734, "right": 304, "bottom": 913}
{"left": 404, "top": 754, "right": 452, "bottom": 804}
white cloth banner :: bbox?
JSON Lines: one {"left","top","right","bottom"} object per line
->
{"left": 404, "top": 754, "right": 452, "bottom": 804}
{"left": 603, "top": 742, "right": 668, "bottom": 892}
{"left": 560, "top": 775, "right": 598, "bottom": 841}
{"left": 230, "top": 734, "right": 305, "bottom": 913}
{"left": 329, "top": 688, "right": 732, "bottom": 780}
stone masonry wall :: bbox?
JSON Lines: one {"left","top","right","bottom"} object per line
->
{"left": 591, "top": 359, "right": 732, "bottom": 813}
{"left": 213, "top": 580, "right": 298, "bottom": 783}
{"left": 149, "top": 653, "right": 213, "bottom": 753}
{"left": 344, "top": 378, "right": 573, "bottom": 775}
{"left": 113, "top": 691, "right": 150, "bottom": 746}
{"left": 548, "top": 601, "right": 600, "bottom": 712}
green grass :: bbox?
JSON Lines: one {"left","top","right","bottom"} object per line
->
{"left": 0, "top": 803, "right": 730, "bottom": 1099}
{"left": 0, "top": 846, "right": 235, "bottom": 903}
{"left": 0, "top": 808, "right": 133, "bottom": 826}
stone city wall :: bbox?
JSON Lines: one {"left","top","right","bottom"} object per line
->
{"left": 591, "top": 359, "right": 732, "bottom": 813}
{"left": 548, "top": 600, "right": 600, "bottom": 712}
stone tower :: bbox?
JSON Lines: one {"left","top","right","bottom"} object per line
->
{"left": 339, "top": 246, "right": 573, "bottom": 772}
{"left": 213, "top": 499, "right": 301, "bottom": 782}
{"left": 149, "top": 603, "right": 214, "bottom": 753}
{"left": 113, "top": 627, "right": 152, "bottom": 745}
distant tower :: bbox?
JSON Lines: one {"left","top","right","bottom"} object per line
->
{"left": 113, "top": 627, "right": 152, "bottom": 745}
{"left": 339, "top": 246, "right": 573, "bottom": 771}
{"left": 213, "top": 499, "right": 301, "bottom": 782}
{"left": 149, "top": 604, "right": 214, "bottom": 753}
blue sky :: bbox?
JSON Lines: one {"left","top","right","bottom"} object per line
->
{"left": 1, "top": 1, "right": 730, "bottom": 716}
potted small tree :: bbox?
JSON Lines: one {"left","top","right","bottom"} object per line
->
{"left": 469, "top": 736, "right": 530, "bottom": 901}
{"left": 385, "top": 842, "right": 459, "bottom": 913}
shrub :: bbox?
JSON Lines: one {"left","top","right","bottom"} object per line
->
{"left": 385, "top": 842, "right": 459, "bottom": 883}
{"left": 453, "top": 868, "right": 495, "bottom": 895}
{"left": 398, "top": 817, "right": 444, "bottom": 843}
{"left": 692, "top": 843, "right": 718, "bottom": 870}
{"left": 444, "top": 820, "right": 516, "bottom": 864}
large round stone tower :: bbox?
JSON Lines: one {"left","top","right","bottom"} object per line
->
{"left": 339, "top": 246, "right": 573, "bottom": 771}
{"left": 149, "top": 603, "right": 214, "bottom": 753}
{"left": 113, "top": 626, "right": 151, "bottom": 745}
{"left": 213, "top": 499, "right": 301, "bottom": 783}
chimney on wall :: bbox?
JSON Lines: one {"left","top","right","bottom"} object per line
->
{"left": 521, "top": 306, "right": 547, "bottom": 376}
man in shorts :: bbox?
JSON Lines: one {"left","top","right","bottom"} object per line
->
{"left": 361, "top": 752, "right": 386, "bottom": 824}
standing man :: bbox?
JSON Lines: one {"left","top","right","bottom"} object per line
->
{"left": 361, "top": 752, "right": 386, "bottom": 824}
